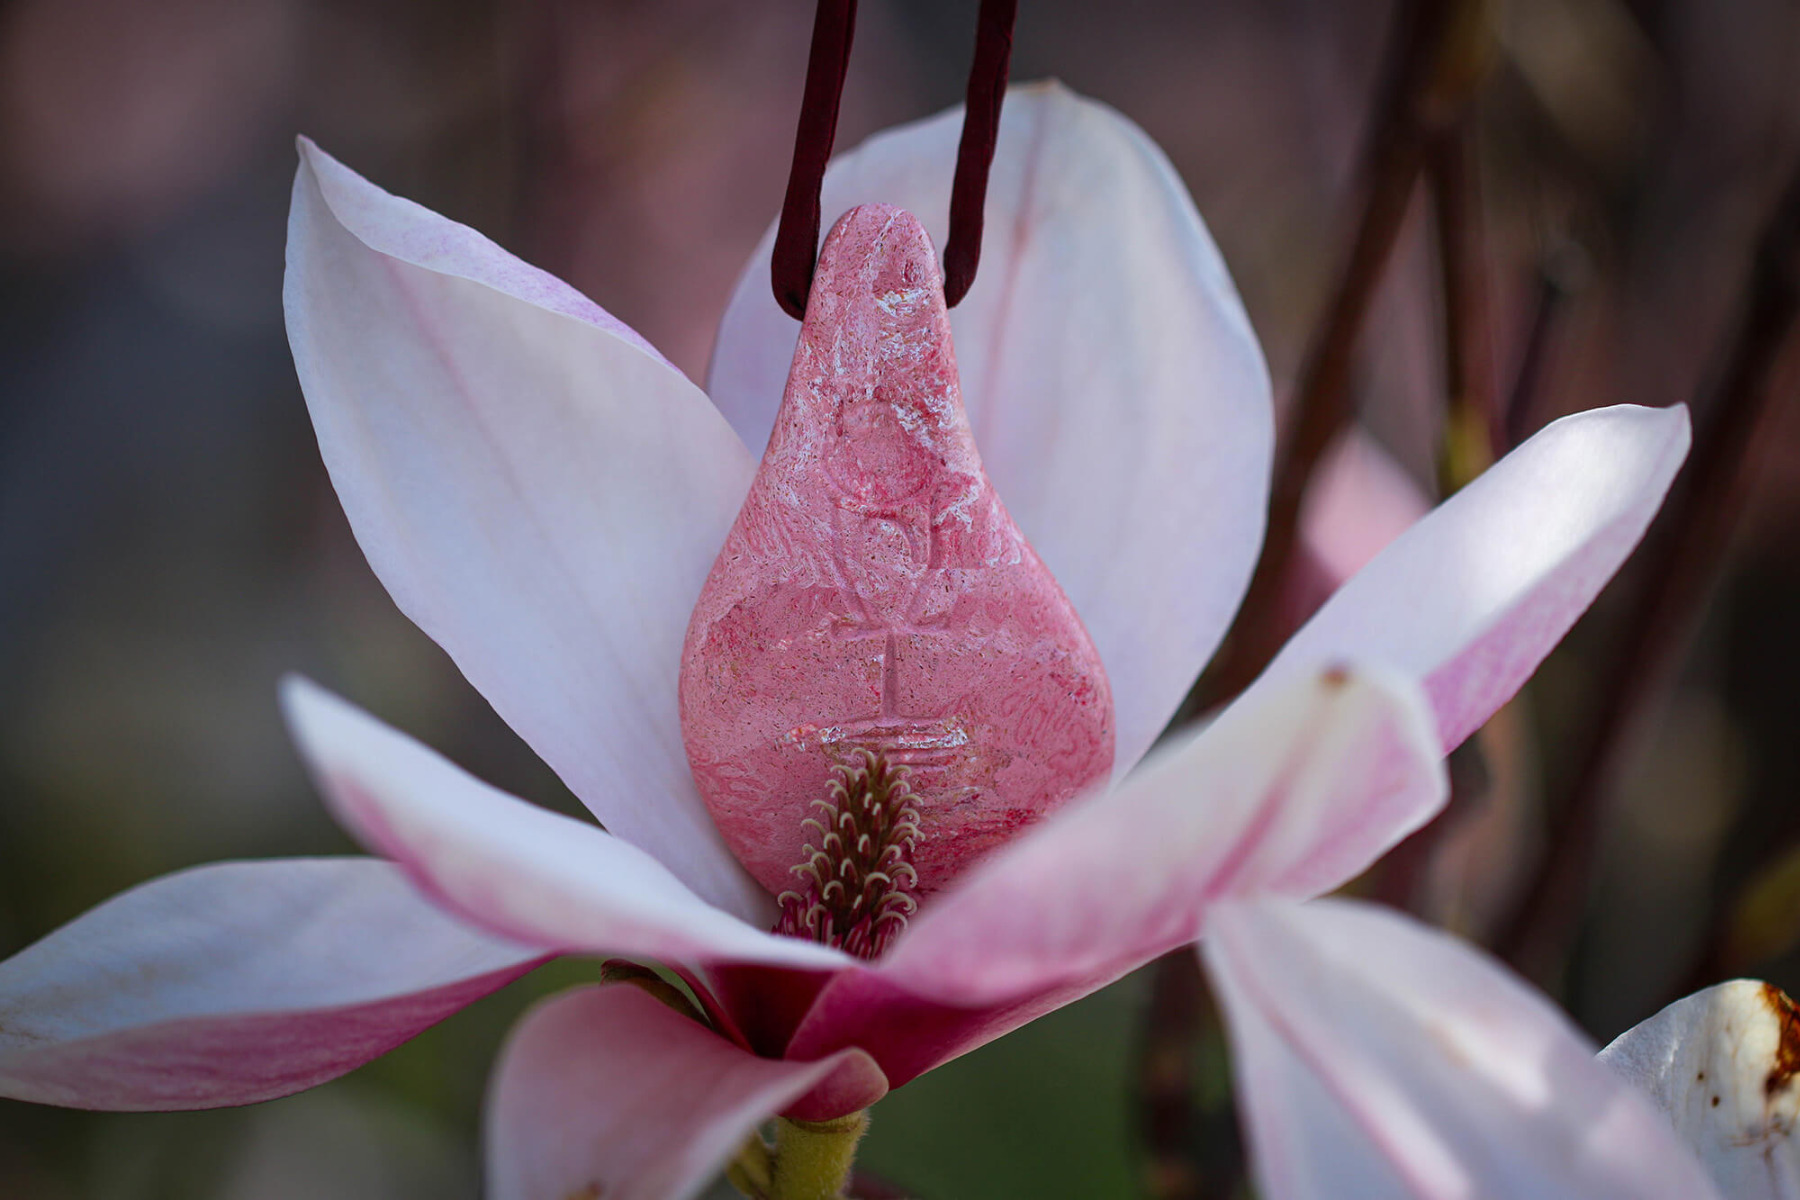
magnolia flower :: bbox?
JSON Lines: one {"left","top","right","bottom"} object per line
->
{"left": 0, "top": 84, "right": 1688, "bottom": 1199}
{"left": 1204, "top": 895, "right": 1795, "bottom": 1199}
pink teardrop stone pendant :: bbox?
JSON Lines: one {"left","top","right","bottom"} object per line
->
{"left": 680, "top": 204, "right": 1114, "bottom": 898}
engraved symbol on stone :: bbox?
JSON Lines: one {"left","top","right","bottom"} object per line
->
{"left": 679, "top": 204, "right": 1115, "bottom": 896}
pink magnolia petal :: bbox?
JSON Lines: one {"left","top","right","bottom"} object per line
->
{"left": 1282, "top": 428, "right": 1432, "bottom": 633}
{"left": 1301, "top": 426, "right": 1432, "bottom": 590}
{"left": 1599, "top": 979, "right": 1800, "bottom": 1199}
{"left": 0, "top": 858, "right": 543, "bottom": 1110}
{"left": 709, "top": 81, "right": 1273, "bottom": 775}
{"left": 872, "top": 663, "right": 1444, "bottom": 1010}
{"left": 780, "top": 963, "right": 1110, "bottom": 1092}
{"left": 1205, "top": 897, "right": 1721, "bottom": 1200}
{"left": 778, "top": 664, "right": 1443, "bottom": 1087}
{"left": 1267, "top": 403, "right": 1691, "bottom": 752}
{"left": 283, "top": 677, "right": 851, "bottom": 974}
{"left": 485, "top": 985, "right": 884, "bottom": 1200}
{"left": 284, "top": 138, "right": 765, "bottom": 920}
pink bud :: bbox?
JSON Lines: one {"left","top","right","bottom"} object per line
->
{"left": 680, "top": 204, "right": 1114, "bottom": 900}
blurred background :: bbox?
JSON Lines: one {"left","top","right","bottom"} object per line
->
{"left": 1, "top": 0, "right": 1797, "bottom": 1196}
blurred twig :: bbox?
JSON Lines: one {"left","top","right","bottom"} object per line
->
{"left": 1503, "top": 236, "right": 1591, "bottom": 447}
{"left": 1142, "top": 3, "right": 1492, "bottom": 1193}
{"left": 1179, "top": 0, "right": 1490, "bottom": 714}
{"left": 1371, "top": 735, "right": 1493, "bottom": 913}
{"left": 1495, "top": 162, "right": 1800, "bottom": 981}
{"left": 1373, "top": 110, "right": 1500, "bottom": 915}
{"left": 1429, "top": 118, "right": 1501, "bottom": 493}
{"left": 1669, "top": 837, "right": 1800, "bottom": 1005}
{"left": 1135, "top": 950, "right": 1243, "bottom": 1200}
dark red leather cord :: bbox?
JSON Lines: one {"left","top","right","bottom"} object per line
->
{"left": 772, "top": 0, "right": 1019, "bottom": 319}
{"left": 943, "top": 0, "right": 1017, "bottom": 307}
{"left": 772, "top": 0, "right": 859, "bottom": 320}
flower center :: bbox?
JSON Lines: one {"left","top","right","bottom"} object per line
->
{"left": 774, "top": 748, "right": 920, "bottom": 959}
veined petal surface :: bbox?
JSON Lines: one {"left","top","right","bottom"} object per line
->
{"left": 1205, "top": 897, "right": 1721, "bottom": 1200}
{"left": 1600, "top": 979, "right": 1800, "bottom": 1199}
{"left": 283, "top": 677, "right": 851, "bottom": 974}
{"left": 0, "top": 859, "right": 542, "bottom": 1110}
{"left": 877, "top": 663, "right": 1443, "bottom": 1008}
{"left": 785, "top": 664, "right": 1444, "bottom": 1088}
{"left": 1267, "top": 403, "right": 1690, "bottom": 752}
{"left": 710, "top": 82, "right": 1273, "bottom": 776}
{"left": 485, "top": 985, "right": 883, "bottom": 1200}
{"left": 284, "top": 138, "right": 764, "bottom": 919}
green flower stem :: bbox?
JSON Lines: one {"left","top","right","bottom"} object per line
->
{"left": 727, "top": 1131, "right": 774, "bottom": 1198}
{"left": 769, "top": 1112, "right": 869, "bottom": 1200}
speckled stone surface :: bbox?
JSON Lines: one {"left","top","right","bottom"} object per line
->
{"left": 680, "top": 204, "right": 1114, "bottom": 898}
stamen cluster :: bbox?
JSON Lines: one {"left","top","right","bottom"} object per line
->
{"left": 775, "top": 749, "right": 921, "bottom": 959}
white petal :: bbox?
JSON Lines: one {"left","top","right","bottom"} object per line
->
{"left": 1266, "top": 403, "right": 1690, "bottom": 751}
{"left": 282, "top": 677, "right": 848, "bottom": 972}
{"left": 1205, "top": 897, "right": 1722, "bottom": 1200}
{"left": 1599, "top": 979, "right": 1800, "bottom": 1199}
{"left": 709, "top": 82, "right": 1273, "bottom": 774}
{"left": 486, "top": 984, "right": 884, "bottom": 1200}
{"left": 284, "top": 138, "right": 764, "bottom": 918}
{"left": 0, "top": 859, "right": 541, "bottom": 1109}
{"left": 878, "top": 663, "right": 1445, "bottom": 1007}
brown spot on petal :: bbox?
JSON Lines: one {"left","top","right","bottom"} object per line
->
{"left": 563, "top": 1186, "right": 603, "bottom": 1200}
{"left": 1759, "top": 982, "right": 1800, "bottom": 1098}
{"left": 1320, "top": 664, "right": 1351, "bottom": 690}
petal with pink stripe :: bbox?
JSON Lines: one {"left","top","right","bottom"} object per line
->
{"left": 874, "top": 663, "right": 1443, "bottom": 1011}
{"left": 1266, "top": 403, "right": 1690, "bottom": 752}
{"left": 1205, "top": 897, "right": 1721, "bottom": 1200}
{"left": 785, "top": 664, "right": 1445, "bottom": 1087}
{"left": 0, "top": 858, "right": 543, "bottom": 1110}
{"left": 285, "top": 138, "right": 764, "bottom": 920}
{"left": 485, "top": 985, "right": 884, "bottom": 1200}
{"left": 283, "top": 677, "right": 851, "bottom": 975}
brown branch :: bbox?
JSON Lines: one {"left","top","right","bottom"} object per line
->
{"left": 1428, "top": 118, "right": 1501, "bottom": 493}
{"left": 1140, "top": 4, "right": 1494, "bottom": 1190}
{"left": 1178, "top": 0, "right": 1490, "bottom": 716}
{"left": 1503, "top": 237, "right": 1590, "bottom": 447}
{"left": 1138, "top": 949, "right": 1203, "bottom": 1200}
{"left": 1371, "top": 735, "right": 1493, "bottom": 912}
{"left": 1667, "top": 826, "right": 1800, "bottom": 1006}
{"left": 1366, "top": 112, "right": 1502, "bottom": 911}
{"left": 1135, "top": 950, "right": 1242, "bottom": 1200}
{"left": 1494, "top": 163, "right": 1800, "bottom": 980}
